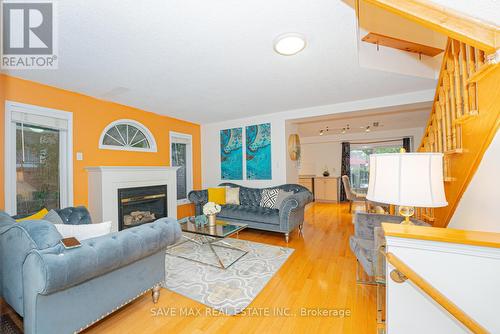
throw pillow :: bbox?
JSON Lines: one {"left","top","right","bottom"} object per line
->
{"left": 225, "top": 187, "right": 240, "bottom": 205}
{"left": 43, "top": 209, "right": 64, "bottom": 225}
{"left": 16, "top": 208, "right": 49, "bottom": 222}
{"left": 18, "top": 220, "right": 63, "bottom": 249}
{"left": 260, "top": 188, "right": 280, "bottom": 208}
{"left": 273, "top": 190, "right": 294, "bottom": 209}
{"left": 208, "top": 187, "right": 226, "bottom": 205}
{"left": 54, "top": 221, "right": 112, "bottom": 241}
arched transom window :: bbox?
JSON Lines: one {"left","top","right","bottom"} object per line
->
{"left": 99, "top": 119, "right": 157, "bottom": 152}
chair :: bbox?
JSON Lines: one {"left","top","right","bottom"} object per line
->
{"left": 341, "top": 175, "right": 368, "bottom": 212}
{"left": 349, "top": 212, "right": 430, "bottom": 323}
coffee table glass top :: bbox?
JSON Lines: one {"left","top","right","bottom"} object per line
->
{"left": 179, "top": 216, "right": 247, "bottom": 238}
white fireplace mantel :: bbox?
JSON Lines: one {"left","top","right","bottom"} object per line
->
{"left": 85, "top": 166, "right": 179, "bottom": 232}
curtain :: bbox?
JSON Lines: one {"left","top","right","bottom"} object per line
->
{"left": 403, "top": 137, "right": 411, "bottom": 152}
{"left": 340, "top": 142, "right": 350, "bottom": 201}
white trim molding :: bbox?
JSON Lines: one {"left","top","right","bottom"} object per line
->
{"left": 4, "top": 101, "right": 74, "bottom": 215}
{"left": 99, "top": 119, "right": 157, "bottom": 152}
{"left": 169, "top": 131, "right": 193, "bottom": 205}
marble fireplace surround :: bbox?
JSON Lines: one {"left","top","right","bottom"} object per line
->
{"left": 85, "top": 166, "right": 179, "bottom": 232}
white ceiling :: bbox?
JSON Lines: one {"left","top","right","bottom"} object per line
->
{"left": 429, "top": 0, "right": 500, "bottom": 26}
{"left": 296, "top": 104, "right": 431, "bottom": 137}
{"left": 4, "top": 0, "right": 437, "bottom": 124}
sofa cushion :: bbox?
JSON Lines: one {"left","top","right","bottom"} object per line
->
{"left": 18, "top": 220, "right": 62, "bottom": 250}
{"left": 219, "top": 204, "right": 280, "bottom": 225}
{"left": 55, "top": 221, "right": 111, "bottom": 240}
{"left": 15, "top": 208, "right": 49, "bottom": 222}
{"left": 208, "top": 187, "right": 226, "bottom": 205}
{"left": 56, "top": 206, "right": 92, "bottom": 225}
{"left": 260, "top": 188, "right": 279, "bottom": 208}
{"left": 43, "top": 209, "right": 65, "bottom": 224}
{"left": 225, "top": 187, "right": 240, "bottom": 205}
{"left": 273, "top": 190, "right": 294, "bottom": 209}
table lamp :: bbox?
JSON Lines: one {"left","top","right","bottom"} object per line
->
{"left": 366, "top": 152, "right": 448, "bottom": 225}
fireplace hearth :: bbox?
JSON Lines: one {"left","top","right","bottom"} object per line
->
{"left": 118, "top": 185, "right": 167, "bottom": 230}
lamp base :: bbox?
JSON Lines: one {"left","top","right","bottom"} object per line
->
{"left": 399, "top": 206, "right": 415, "bottom": 225}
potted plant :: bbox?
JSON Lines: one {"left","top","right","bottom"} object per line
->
{"left": 203, "top": 202, "right": 221, "bottom": 226}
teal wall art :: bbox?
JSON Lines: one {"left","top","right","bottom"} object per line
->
{"left": 220, "top": 127, "right": 243, "bottom": 180}
{"left": 246, "top": 123, "right": 272, "bottom": 180}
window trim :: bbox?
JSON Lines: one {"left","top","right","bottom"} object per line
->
{"left": 99, "top": 119, "right": 157, "bottom": 152}
{"left": 169, "top": 131, "right": 193, "bottom": 205}
{"left": 4, "top": 101, "right": 74, "bottom": 215}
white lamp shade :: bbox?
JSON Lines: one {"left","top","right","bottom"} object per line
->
{"left": 366, "top": 153, "right": 448, "bottom": 207}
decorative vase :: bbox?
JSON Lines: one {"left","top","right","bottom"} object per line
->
{"left": 207, "top": 214, "right": 217, "bottom": 226}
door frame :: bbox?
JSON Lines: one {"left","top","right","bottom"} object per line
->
{"left": 4, "top": 101, "right": 73, "bottom": 215}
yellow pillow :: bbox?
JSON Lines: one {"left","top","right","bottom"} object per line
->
{"left": 208, "top": 187, "right": 226, "bottom": 205}
{"left": 16, "top": 208, "right": 49, "bottom": 222}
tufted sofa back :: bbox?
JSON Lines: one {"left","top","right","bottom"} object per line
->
{"left": 55, "top": 206, "right": 92, "bottom": 225}
{"left": 219, "top": 183, "right": 310, "bottom": 207}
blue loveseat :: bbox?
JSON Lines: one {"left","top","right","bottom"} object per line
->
{"left": 189, "top": 183, "right": 313, "bottom": 242}
{"left": 0, "top": 207, "right": 181, "bottom": 334}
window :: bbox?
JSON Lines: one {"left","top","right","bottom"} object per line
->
{"left": 5, "top": 101, "right": 73, "bottom": 215}
{"left": 99, "top": 119, "right": 157, "bottom": 152}
{"left": 350, "top": 141, "right": 403, "bottom": 193}
{"left": 170, "top": 132, "right": 193, "bottom": 204}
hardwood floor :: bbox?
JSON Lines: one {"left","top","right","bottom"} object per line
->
{"left": 85, "top": 202, "right": 377, "bottom": 334}
{"left": 0, "top": 202, "right": 378, "bottom": 333}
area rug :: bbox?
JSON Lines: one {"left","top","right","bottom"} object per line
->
{"left": 0, "top": 314, "right": 22, "bottom": 334}
{"left": 164, "top": 235, "right": 293, "bottom": 315}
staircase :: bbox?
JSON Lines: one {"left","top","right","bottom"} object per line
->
{"left": 416, "top": 38, "right": 499, "bottom": 227}
{"left": 365, "top": 0, "right": 500, "bottom": 230}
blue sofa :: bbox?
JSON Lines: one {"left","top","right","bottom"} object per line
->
{"left": 0, "top": 207, "right": 181, "bottom": 334}
{"left": 189, "top": 183, "right": 313, "bottom": 242}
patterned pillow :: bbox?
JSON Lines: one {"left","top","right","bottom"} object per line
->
{"left": 260, "top": 188, "right": 280, "bottom": 208}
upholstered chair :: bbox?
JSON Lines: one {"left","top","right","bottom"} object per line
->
{"left": 341, "top": 175, "right": 368, "bottom": 212}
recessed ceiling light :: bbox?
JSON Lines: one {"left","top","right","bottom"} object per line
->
{"left": 274, "top": 33, "right": 306, "bottom": 56}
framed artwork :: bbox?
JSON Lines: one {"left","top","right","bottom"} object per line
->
{"left": 220, "top": 127, "right": 243, "bottom": 180}
{"left": 246, "top": 123, "right": 271, "bottom": 180}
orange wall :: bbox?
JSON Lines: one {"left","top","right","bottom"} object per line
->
{"left": 0, "top": 74, "right": 199, "bottom": 218}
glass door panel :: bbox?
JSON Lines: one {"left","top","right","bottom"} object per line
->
{"left": 350, "top": 145, "right": 402, "bottom": 193}
{"left": 16, "top": 123, "right": 60, "bottom": 215}
{"left": 172, "top": 142, "right": 187, "bottom": 200}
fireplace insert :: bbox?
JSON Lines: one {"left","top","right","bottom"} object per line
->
{"left": 117, "top": 185, "right": 167, "bottom": 230}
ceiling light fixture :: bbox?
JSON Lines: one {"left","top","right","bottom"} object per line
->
{"left": 274, "top": 33, "right": 306, "bottom": 56}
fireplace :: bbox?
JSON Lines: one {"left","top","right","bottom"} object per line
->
{"left": 117, "top": 185, "right": 168, "bottom": 230}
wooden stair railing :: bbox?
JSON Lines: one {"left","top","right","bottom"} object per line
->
{"left": 385, "top": 252, "right": 489, "bottom": 334}
{"left": 415, "top": 37, "right": 499, "bottom": 227}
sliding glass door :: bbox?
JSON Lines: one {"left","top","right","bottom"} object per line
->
{"left": 350, "top": 142, "right": 403, "bottom": 193}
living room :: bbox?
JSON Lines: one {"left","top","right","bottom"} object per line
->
{"left": 1, "top": 1, "right": 499, "bottom": 334}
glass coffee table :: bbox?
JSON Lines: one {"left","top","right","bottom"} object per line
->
{"left": 168, "top": 216, "right": 248, "bottom": 269}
